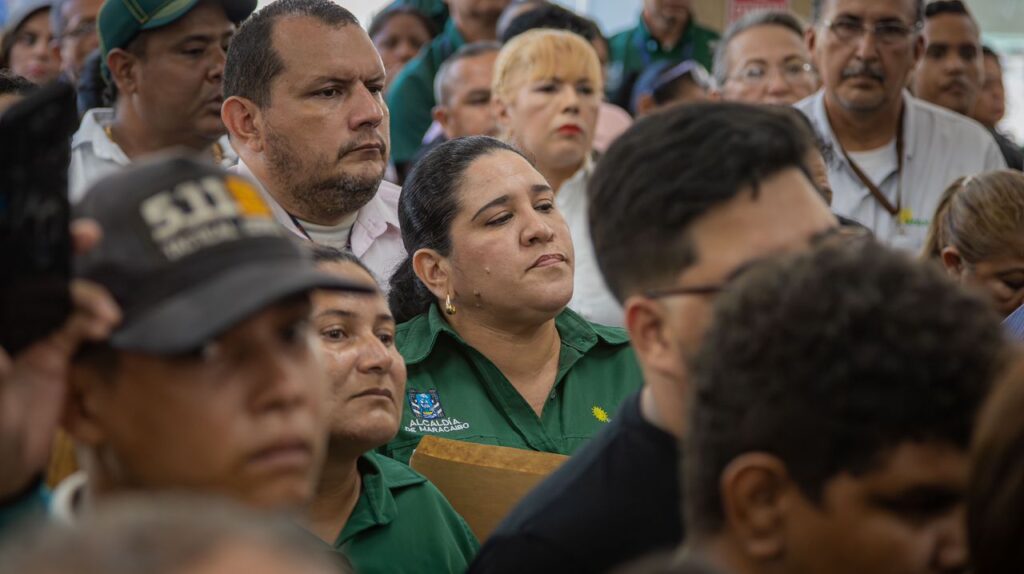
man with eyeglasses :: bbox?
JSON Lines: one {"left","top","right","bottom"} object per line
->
{"left": 713, "top": 10, "right": 818, "bottom": 106}
{"left": 469, "top": 102, "right": 837, "bottom": 574}
{"left": 49, "top": 0, "right": 102, "bottom": 85}
{"left": 795, "top": 0, "right": 1004, "bottom": 252}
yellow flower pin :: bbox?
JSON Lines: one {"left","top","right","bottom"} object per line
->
{"left": 592, "top": 406, "right": 610, "bottom": 423}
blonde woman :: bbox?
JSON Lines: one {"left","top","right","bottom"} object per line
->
{"left": 923, "top": 170, "right": 1024, "bottom": 316}
{"left": 492, "top": 29, "right": 622, "bottom": 327}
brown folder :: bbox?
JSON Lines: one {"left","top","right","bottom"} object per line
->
{"left": 409, "top": 436, "right": 569, "bottom": 542}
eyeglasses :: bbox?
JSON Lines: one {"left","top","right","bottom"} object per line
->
{"left": 644, "top": 282, "right": 727, "bottom": 299}
{"left": 730, "top": 60, "right": 816, "bottom": 87}
{"left": 63, "top": 19, "right": 97, "bottom": 40}
{"left": 823, "top": 17, "right": 920, "bottom": 46}
{"left": 57, "top": 19, "right": 97, "bottom": 41}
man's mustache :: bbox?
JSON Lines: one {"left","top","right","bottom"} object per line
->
{"left": 841, "top": 60, "right": 886, "bottom": 83}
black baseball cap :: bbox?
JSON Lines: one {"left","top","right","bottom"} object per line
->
{"left": 75, "top": 154, "right": 373, "bottom": 355}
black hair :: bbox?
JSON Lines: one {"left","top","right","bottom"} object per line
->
{"left": 224, "top": 0, "right": 359, "bottom": 108}
{"left": 588, "top": 102, "right": 817, "bottom": 302}
{"left": 0, "top": 69, "right": 35, "bottom": 96}
{"left": 924, "top": 0, "right": 970, "bottom": 19}
{"left": 982, "top": 45, "right": 999, "bottom": 62}
{"left": 499, "top": 2, "right": 597, "bottom": 44}
{"left": 388, "top": 136, "right": 528, "bottom": 323}
{"left": 368, "top": 5, "right": 437, "bottom": 42}
{"left": 685, "top": 239, "right": 1007, "bottom": 534}
{"left": 309, "top": 244, "right": 377, "bottom": 285}
{"left": 812, "top": 0, "right": 923, "bottom": 24}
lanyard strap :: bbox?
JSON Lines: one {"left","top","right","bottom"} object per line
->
{"left": 837, "top": 111, "right": 905, "bottom": 217}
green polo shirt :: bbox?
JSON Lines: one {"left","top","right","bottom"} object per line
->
{"left": 335, "top": 453, "right": 478, "bottom": 574}
{"left": 386, "top": 18, "right": 465, "bottom": 167}
{"left": 382, "top": 306, "right": 644, "bottom": 465}
{"left": 606, "top": 16, "right": 719, "bottom": 105}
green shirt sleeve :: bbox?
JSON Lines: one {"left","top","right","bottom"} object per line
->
{"left": 338, "top": 454, "right": 478, "bottom": 574}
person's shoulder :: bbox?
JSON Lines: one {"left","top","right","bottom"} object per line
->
{"left": 368, "top": 452, "right": 428, "bottom": 490}
{"left": 792, "top": 90, "right": 823, "bottom": 116}
{"left": 910, "top": 95, "right": 993, "bottom": 142}
{"left": 608, "top": 23, "right": 637, "bottom": 52}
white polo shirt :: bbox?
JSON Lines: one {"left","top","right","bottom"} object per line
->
{"left": 69, "top": 108, "right": 238, "bottom": 203}
{"left": 795, "top": 91, "right": 1006, "bottom": 251}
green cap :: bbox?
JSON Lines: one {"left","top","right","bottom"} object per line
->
{"left": 98, "top": 0, "right": 256, "bottom": 77}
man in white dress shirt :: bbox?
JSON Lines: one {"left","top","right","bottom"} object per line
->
{"left": 795, "top": 0, "right": 1004, "bottom": 251}
{"left": 221, "top": 0, "right": 405, "bottom": 285}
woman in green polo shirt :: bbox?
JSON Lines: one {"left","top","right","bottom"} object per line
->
{"left": 385, "top": 136, "right": 643, "bottom": 465}
{"left": 306, "top": 246, "right": 478, "bottom": 574}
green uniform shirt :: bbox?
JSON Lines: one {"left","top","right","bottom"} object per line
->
{"left": 386, "top": 18, "right": 464, "bottom": 166}
{"left": 382, "top": 306, "right": 644, "bottom": 464}
{"left": 336, "top": 453, "right": 478, "bottom": 574}
{"left": 606, "top": 16, "right": 719, "bottom": 105}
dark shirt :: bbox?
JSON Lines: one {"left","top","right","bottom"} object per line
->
{"left": 468, "top": 391, "right": 683, "bottom": 574}
{"left": 991, "top": 128, "right": 1024, "bottom": 171}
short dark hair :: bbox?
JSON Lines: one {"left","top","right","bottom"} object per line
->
{"left": 0, "top": 69, "right": 35, "bottom": 96}
{"left": 368, "top": 5, "right": 436, "bottom": 42}
{"left": 310, "top": 244, "right": 377, "bottom": 285}
{"left": 713, "top": 10, "right": 806, "bottom": 86}
{"left": 434, "top": 41, "right": 501, "bottom": 105}
{"left": 982, "top": 45, "right": 999, "bottom": 63}
{"left": 224, "top": 0, "right": 359, "bottom": 108}
{"left": 388, "top": 136, "right": 528, "bottom": 323}
{"left": 812, "top": 0, "right": 924, "bottom": 24}
{"left": 924, "top": 0, "right": 970, "bottom": 19}
{"left": 588, "top": 102, "right": 817, "bottom": 302}
{"left": 685, "top": 239, "right": 1007, "bottom": 534}
{"left": 499, "top": 2, "right": 597, "bottom": 44}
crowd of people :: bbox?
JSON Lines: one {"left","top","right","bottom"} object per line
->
{"left": 2, "top": 0, "right": 1024, "bottom": 573}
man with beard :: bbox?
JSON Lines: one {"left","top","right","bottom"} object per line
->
{"left": 222, "top": 0, "right": 406, "bottom": 284}
{"left": 386, "top": 0, "right": 509, "bottom": 180}
{"left": 68, "top": 0, "right": 251, "bottom": 201}
{"left": 795, "top": 0, "right": 1004, "bottom": 251}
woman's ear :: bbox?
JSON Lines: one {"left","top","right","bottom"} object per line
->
{"left": 940, "top": 246, "right": 966, "bottom": 278}
{"left": 412, "top": 248, "right": 451, "bottom": 300}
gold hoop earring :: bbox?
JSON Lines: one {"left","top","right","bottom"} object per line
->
{"left": 444, "top": 293, "right": 457, "bottom": 316}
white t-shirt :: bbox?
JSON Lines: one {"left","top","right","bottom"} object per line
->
{"left": 847, "top": 140, "right": 898, "bottom": 187}
{"left": 296, "top": 212, "right": 360, "bottom": 252}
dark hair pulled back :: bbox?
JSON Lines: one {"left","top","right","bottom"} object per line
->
{"left": 388, "top": 136, "right": 527, "bottom": 323}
